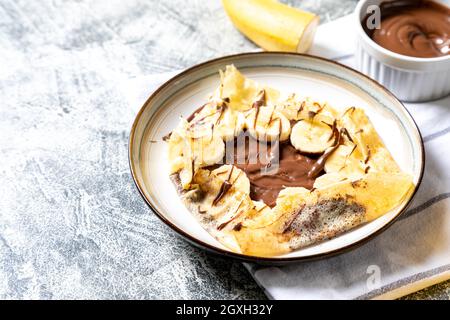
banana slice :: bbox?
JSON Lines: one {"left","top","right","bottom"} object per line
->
{"left": 276, "top": 96, "right": 336, "bottom": 124}
{"left": 210, "top": 165, "right": 251, "bottom": 196}
{"left": 215, "top": 108, "right": 246, "bottom": 140}
{"left": 193, "top": 165, "right": 251, "bottom": 216}
{"left": 187, "top": 103, "right": 218, "bottom": 139}
{"left": 215, "top": 194, "right": 252, "bottom": 231}
{"left": 311, "top": 108, "right": 336, "bottom": 127}
{"left": 192, "top": 165, "right": 253, "bottom": 231}
{"left": 290, "top": 119, "right": 335, "bottom": 154}
{"left": 191, "top": 135, "right": 225, "bottom": 167}
{"left": 188, "top": 101, "right": 245, "bottom": 141}
{"left": 167, "top": 118, "right": 225, "bottom": 189}
{"left": 245, "top": 105, "right": 291, "bottom": 141}
{"left": 274, "top": 95, "right": 303, "bottom": 121}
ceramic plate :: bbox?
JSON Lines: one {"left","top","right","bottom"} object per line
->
{"left": 129, "top": 52, "right": 424, "bottom": 263}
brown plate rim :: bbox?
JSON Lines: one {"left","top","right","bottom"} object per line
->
{"left": 128, "top": 51, "right": 425, "bottom": 264}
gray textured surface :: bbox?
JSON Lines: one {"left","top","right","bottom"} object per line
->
{"left": 0, "top": 0, "right": 448, "bottom": 299}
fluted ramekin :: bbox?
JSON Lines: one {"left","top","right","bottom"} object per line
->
{"left": 354, "top": 0, "right": 450, "bottom": 102}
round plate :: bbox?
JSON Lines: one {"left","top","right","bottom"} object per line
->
{"left": 129, "top": 52, "right": 424, "bottom": 264}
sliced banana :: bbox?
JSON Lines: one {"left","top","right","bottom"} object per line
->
{"left": 214, "top": 194, "right": 252, "bottom": 232}
{"left": 290, "top": 119, "right": 335, "bottom": 154}
{"left": 311, "top": 108, "right": 336, "bottom": 126}
{"left": 245, "top": 105, "right": 291, "bottom": 141}
{"left": 194, "top": 165, "right": 251, "bottom": 217}
{"left": 215, "top": 108, "right": 246, "bottom": 140}
{"left": 274, "top": 94, "right": 304, "bottom": 120}
{"left": 276, "top": 96, "right": 335, "bottom": 124}
{"left": 210, "top": 165, "right": 251, "bottom": 196}
{"left": 191, "top": 135, "right": 225, "bottom": 168}
{"left": 192, "top": 165, "right": 253, "bottom": 231}
{"left": 167, "top": 117, "right": 225, "bottom": 189}
{"left": 188, "top": 101, "right": 245, "bottom": 141}
{"left": 186, "top": 102, "right": 218, "bottom": 139}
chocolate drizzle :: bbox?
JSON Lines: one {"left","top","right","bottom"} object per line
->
{"left": 187, "top": 103, "right": 208, "bottom": 122}
{"left": 252, "top": 89, "right": 266, "bottom": 128}
{"left": 364, "top": 147, "right": 371, "bottom": 164}
{"left": 162, "top": 132, "right": 172, "bottom": 142}
{"left": 342, "top": 106, "right": 355, "bottom": 118}
{"left": 296, "top": 101, "right": 305, "bottom": 118}
{"left": 212, "top": 166, "right": 235, "bottom": 206}
{"left": 326, "top": 120, "right": 337, "bottom": 142}
{"left": 233, "top": 222, "right": 243, "bottom": 231}
{"left": 282, "top": 204, "right": 305, "bottom": 233}
{"left": 216, "top": 198, "right": 244, "bottom": 230}
{"left": 341, "top": 127, "right": 354, "bottom": 143}
{"left": 307, "top": 111, "right": 317, "bottom": 120}
{"left": 307, "top": 125, "right": 342, "bottom": 179}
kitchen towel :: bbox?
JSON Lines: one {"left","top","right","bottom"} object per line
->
{"left": 123, "top": 14, "right": 450, "bottom": 300}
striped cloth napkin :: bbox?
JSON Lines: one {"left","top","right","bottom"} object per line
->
{"left": 124, "top": 15, "right": 450, "bottom": 300}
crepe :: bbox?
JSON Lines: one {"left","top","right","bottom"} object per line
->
{"left": 166, "top": 65, "right": 414, "bottom": 256}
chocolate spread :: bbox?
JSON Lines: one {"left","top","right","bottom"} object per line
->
{"left": 365, "top": 0, "right": 450, "bottom": 58}
{"left": 187, "top": 100, "right": 337, "bottom": 208}
{"left": 223, "top": 135, "right": 318, "bottom": 208}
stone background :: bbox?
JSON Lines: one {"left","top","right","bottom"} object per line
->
{"left": 0, "top": 0, "right": 448, "bottom": 299}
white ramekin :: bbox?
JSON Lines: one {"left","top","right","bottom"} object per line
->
{"left": 354, "top": 0, "right": 450, "bottom": 102}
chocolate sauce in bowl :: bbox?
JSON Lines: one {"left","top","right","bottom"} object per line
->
{"left": 364, "top": 0, "right": 450, "bottom": 58}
